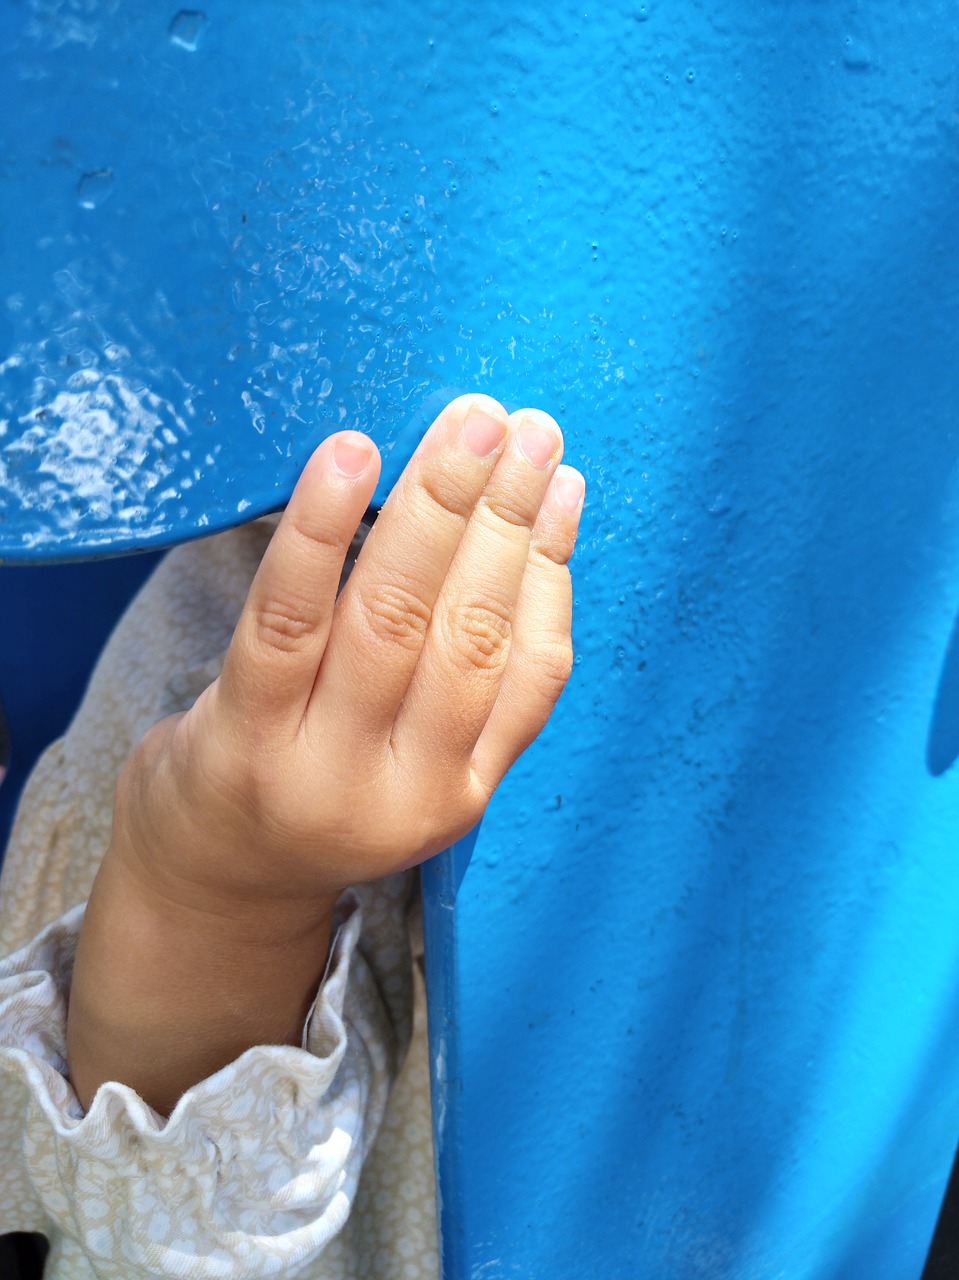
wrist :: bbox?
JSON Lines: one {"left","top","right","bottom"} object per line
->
{"left": 103, "top": 826, "right": 342, "bottom": 949}
{"left": 68, "top": 843, "right": 340, "bottom": 1116}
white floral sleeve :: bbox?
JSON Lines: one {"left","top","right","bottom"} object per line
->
{"left": 0, "top": 890, "right": 398, "bottom": 1280}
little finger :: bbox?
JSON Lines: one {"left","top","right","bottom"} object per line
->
{"left": 471, "top": 464, "right": 585, "bottom": 793}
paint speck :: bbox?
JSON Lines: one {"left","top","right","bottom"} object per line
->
{"left": 842, "top": 36, "right": 872, "bottom": 70}
{"left": 77, "top": 169, "right": 114, "bottom": 209}
{"left": 169, "top": 10, "right": 207, "bottom": 51}
{"left": 707, "top": 489, "right": 732, "bottom": 517}
{"left": 319, "top": 377, "right": 333, "bottom": 398}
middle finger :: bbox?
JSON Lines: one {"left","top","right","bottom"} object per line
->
{"left": 311, "top": 393, "right": 510, "bottom": 737}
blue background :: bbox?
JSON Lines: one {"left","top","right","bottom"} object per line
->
{"left": 3, "top": 2, "right": 959, "bottom": 1276}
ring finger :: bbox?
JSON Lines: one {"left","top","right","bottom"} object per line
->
{"left": 389, "top": 408, "right": 564, "bottom": 770}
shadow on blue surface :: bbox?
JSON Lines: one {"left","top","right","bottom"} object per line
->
{"left": 0, "top": 553, "right": 164, "bottom": 857}
{"left": 926, "top": 605, "right": 959, "bottom": 777}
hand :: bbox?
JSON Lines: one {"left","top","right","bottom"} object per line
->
{"left": 108, "top": 394, "right": 585, "bottom": 926}
{"left": 69, "top": 394, "right": 584, "bottom": 1113}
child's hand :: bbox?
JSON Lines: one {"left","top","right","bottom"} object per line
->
{"left": 110, "top": 394, "right": 585, "bottom": 923}
{"left": 68, "top": 393, "right": 584, "bottom": 1114}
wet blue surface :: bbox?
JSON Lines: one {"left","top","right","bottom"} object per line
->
{"left": 0, "top": 1, "right": 471, "bottom": 558}
{"left": 4, "top": 2, "right": 959, "bottom": 1277}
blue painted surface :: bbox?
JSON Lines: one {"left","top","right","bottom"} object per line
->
{"left": 0, "top": 556, "right": 163, "bottom": 851}
{"left": 3, "top": 2, "right": 959, "bottom": 1277}
{"left": 421, "top": 828, "right": 478, "bottom": 1275}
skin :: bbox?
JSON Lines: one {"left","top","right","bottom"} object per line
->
{"left": 66, "top": 393, "right": 585, "bottom": 1118}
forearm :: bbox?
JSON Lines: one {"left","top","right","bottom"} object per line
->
{"left": 66, "top": 845, "right": 337, "bottom": 1118}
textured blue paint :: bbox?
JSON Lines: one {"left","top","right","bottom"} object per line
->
{"left": 3, "top": 3, "right": 959, "bottom": 1278}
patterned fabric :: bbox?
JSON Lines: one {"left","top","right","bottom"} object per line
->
{"left": 0, "top": 516, "right": 439, "bottom": 1279}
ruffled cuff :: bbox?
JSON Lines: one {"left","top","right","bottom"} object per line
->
{"left": 0, "top": 891, "right": 393, "bottom": 1279}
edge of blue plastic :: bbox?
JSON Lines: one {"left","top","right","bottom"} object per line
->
{"left": 420, "top": 824, "right": 478, "bottom": 1280}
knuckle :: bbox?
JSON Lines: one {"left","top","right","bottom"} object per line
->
{"left": 446, "top": 596, "right": 513, "bottom": 672}
{"left": 196, "top": 729, "right": 299, "bottom": 832}
{"left": 246, "top": 769, "right": 301, "bottom": 837}
{"left": 418, "top": 467, "right": 475, "bottom": 522}
{"left": 536, "top": 636, "right": 575, "bottom": 694}
{"left": 530, "top": 539, "right": 574, "bottom": 570}
{"left": 255, "top": 596, "right": 315, "bottom": 655}
{"left": 288, "top": 518, "right": 347, "bottom": 559}
{"left": 359, "top": 576, "right": 433, "bottom": 651}
{"left": 479, "top": 488, "right": 535, "bottom": 532}
{"left": 197, "top": 743, "right": 257, "bottom": 815}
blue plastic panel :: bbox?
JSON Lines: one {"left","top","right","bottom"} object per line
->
{"left": 3, "top": 3, "right": 959, "bottom": 1278}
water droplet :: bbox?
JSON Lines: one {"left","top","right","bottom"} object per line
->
{"left": 77, "top": 168, "right": 115, "bottom": 209}
{"left": 169, "top": 9, "right": 207, "bottom": 51}
{"left": 685, "top": 68, "right": 696, "bottom": 82}
{"left": 635, "top": 4, "right": 650, "bottom": 19}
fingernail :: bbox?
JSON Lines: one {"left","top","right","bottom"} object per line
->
{"left": 463, "top": 409, "right": 507, "bottom": 458}
{"left": 554, "top": 465, "right": 585, "bottom": 516}
{"left": 518, "top": 412, "right": 561, "bottom": 469}
{"left": 333, "top": 434, "right": 374, "bottom": 477}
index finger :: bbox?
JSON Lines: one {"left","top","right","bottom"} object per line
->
{"left": 217, "top": 430, "right": 380, "bottom": 739}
